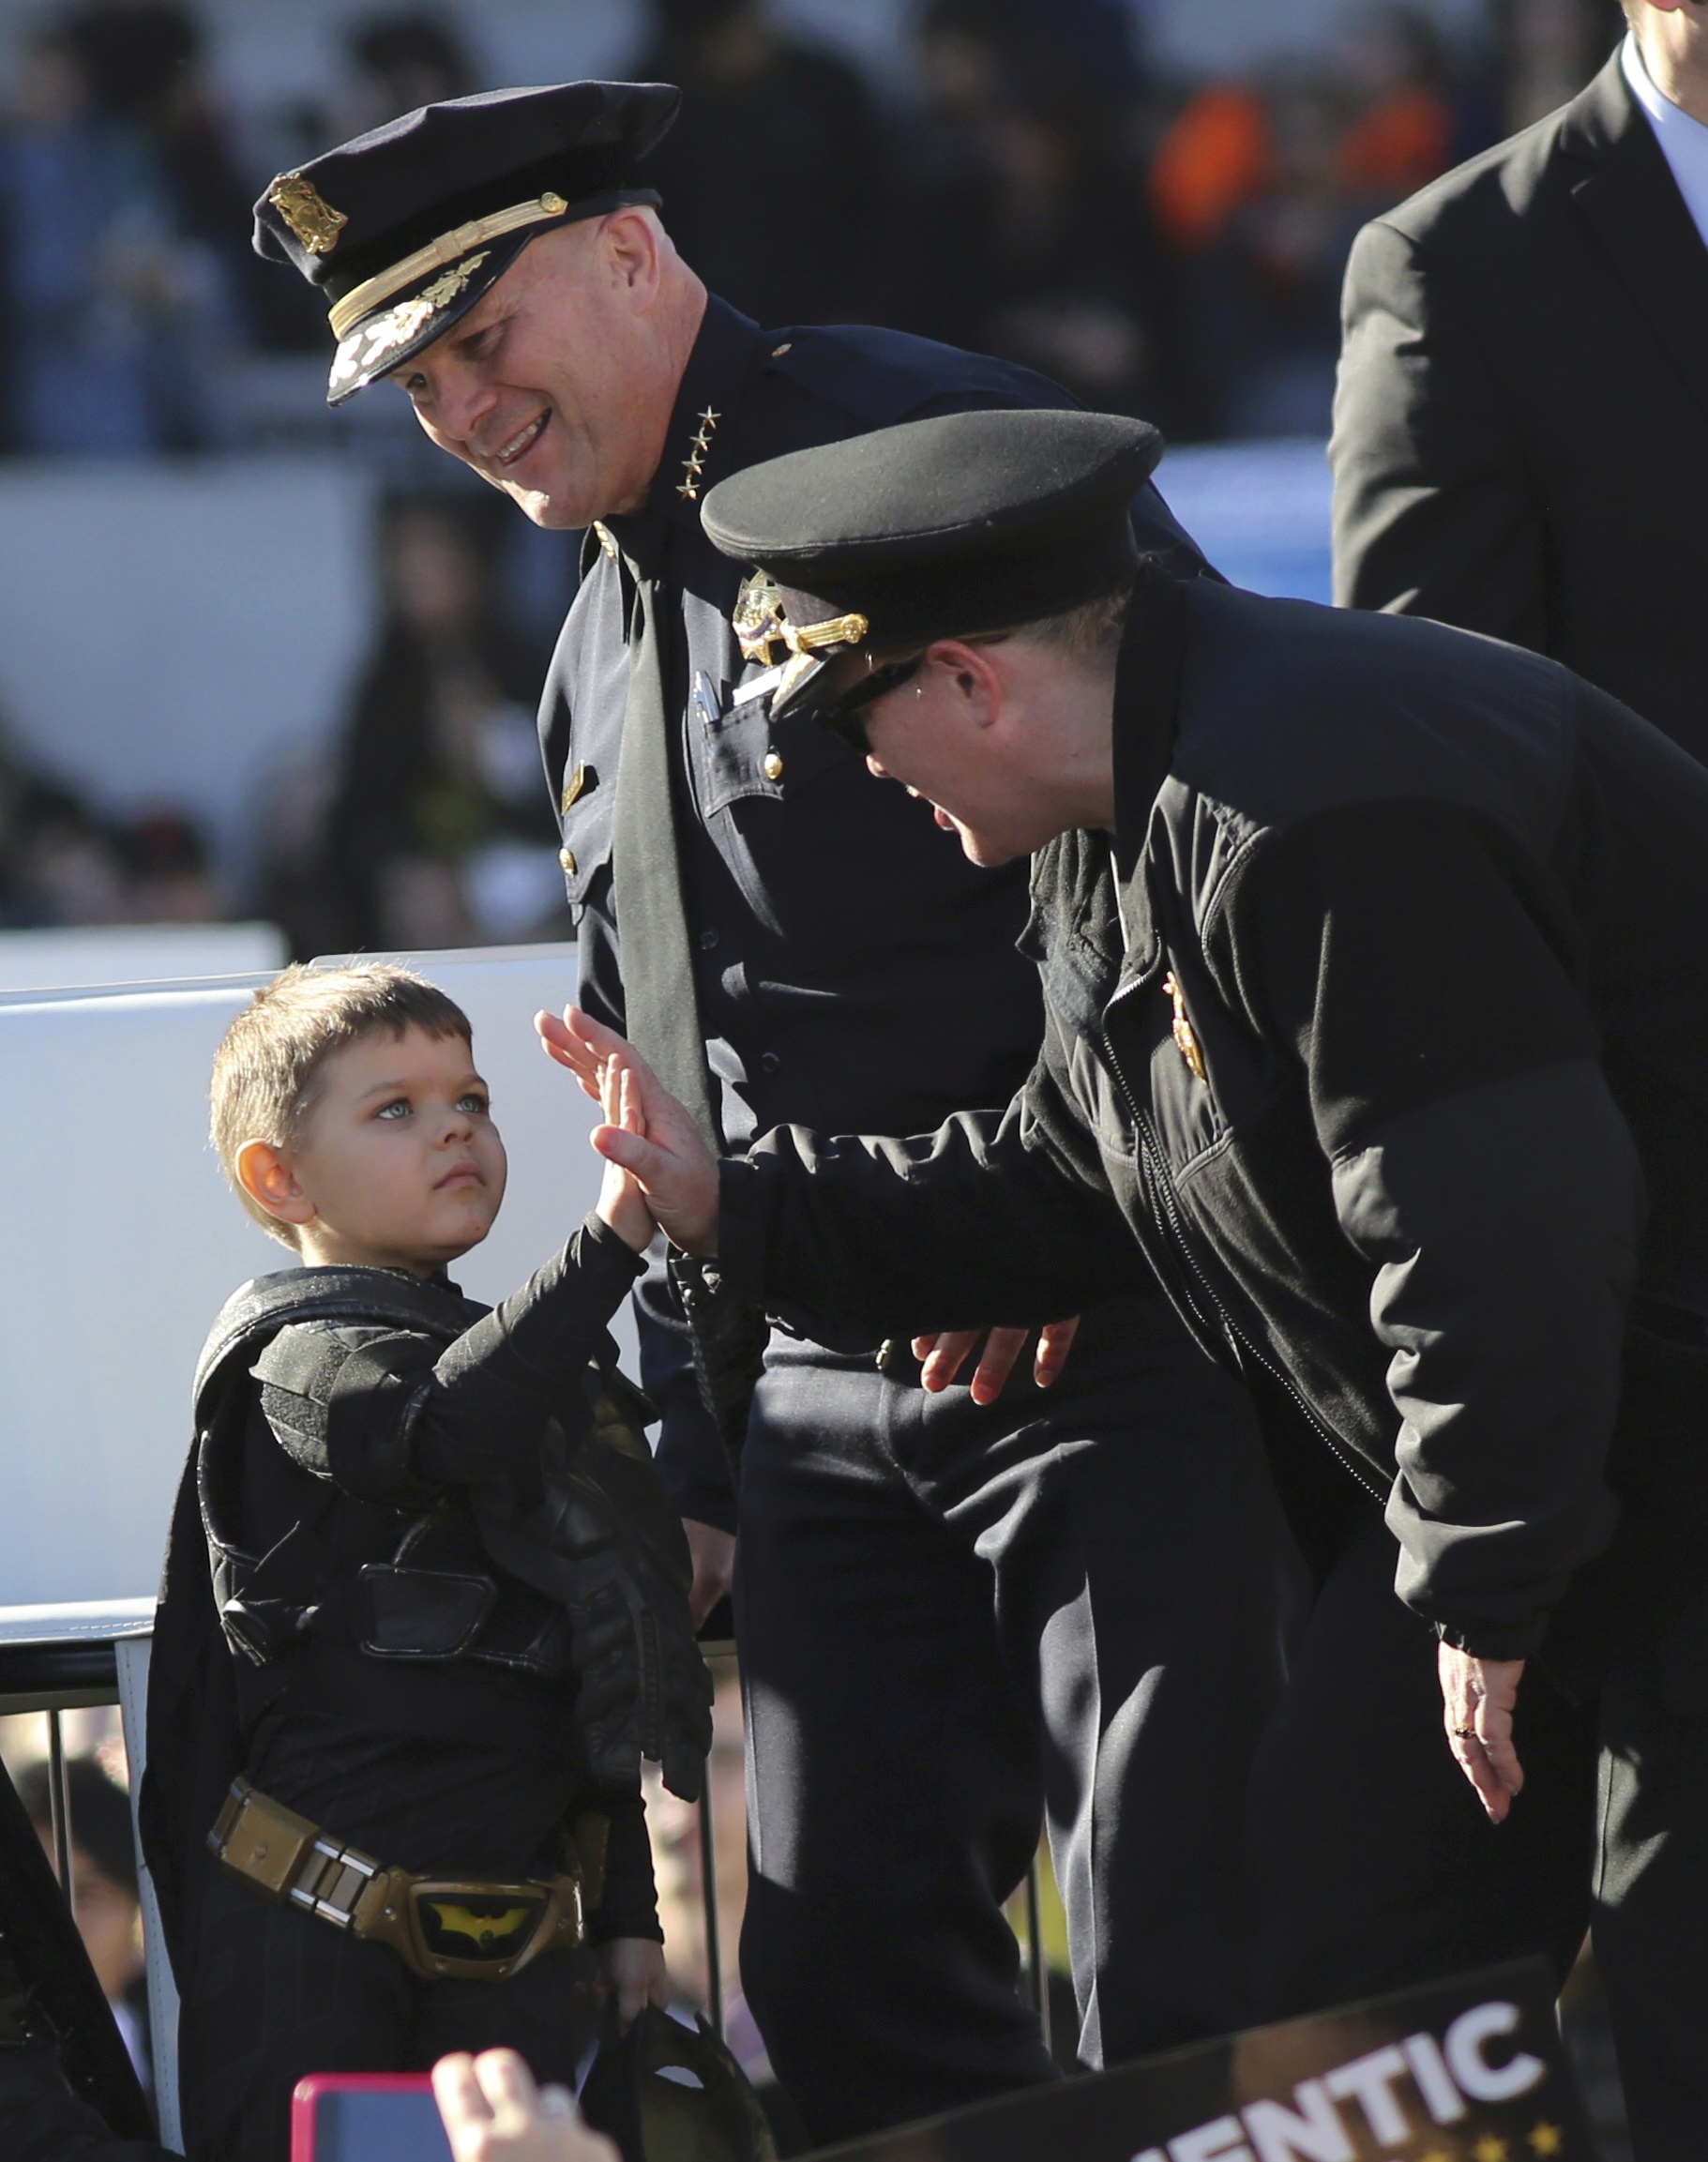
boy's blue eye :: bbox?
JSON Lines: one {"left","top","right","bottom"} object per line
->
{"left": 376, "top": 1097, "right": 410, "bottom": 1120}
{"left": 458, "top": 1093, "right": 490, "bottom": 1115}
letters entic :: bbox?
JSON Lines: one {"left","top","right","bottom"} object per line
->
{"left": 1130, "top": 2001, "right": 1547, "bottom": 2162}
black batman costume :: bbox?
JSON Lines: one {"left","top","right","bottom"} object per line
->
{"left": 142, "top": 1216, "right": 711, "bottom": 2162}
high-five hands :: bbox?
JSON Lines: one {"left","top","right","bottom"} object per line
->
{"left": 537, "top": 1007, "right": 720, "bottom": 1254}
{"left": 590, "top": 1056, "right": 656, "bottom": 1253}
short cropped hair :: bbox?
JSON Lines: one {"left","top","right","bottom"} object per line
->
{"left": 210, "top": 961, "right": 472, "bottom": 1247}
{"left": 1017, "top": 582, "right": 1136, "bottom": 661}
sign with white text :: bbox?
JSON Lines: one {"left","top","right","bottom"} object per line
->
{"left": 819, "top": 1960, "right": 1590, "bottom": 2162}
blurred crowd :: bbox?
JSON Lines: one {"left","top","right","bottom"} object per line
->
{"left": 0, "top": 0, "right": 1626, "bottom": 951}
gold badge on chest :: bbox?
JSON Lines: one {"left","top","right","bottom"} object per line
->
{"left": 1163, "top": 973, "right": 1206, "bottom": 1083}
{"left": 733, "top": 571, "right": 789, "bottom": 665}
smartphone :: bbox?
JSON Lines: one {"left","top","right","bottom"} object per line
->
{"left": 291, "top": 2073, "right": 453, "bottom": 2162}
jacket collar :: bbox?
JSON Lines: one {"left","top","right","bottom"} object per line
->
{"left": 644, "top": 294, "right": 764, "bottom": 537}
{"left": 1558, "top": 48, "right": 1708, "bottom": 431}
{"left": 599, "top": 295, "right": 763, "bottom": 580}
{"left": 1108, "top": 565, "right": 1188, "bottom": 975}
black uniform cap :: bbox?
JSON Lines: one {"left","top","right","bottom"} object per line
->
{"left": 700, "top": 408, "right": 1164, "bottom": 721}
{"left": 253, "top": 81, "right": 680, "bottom": 405}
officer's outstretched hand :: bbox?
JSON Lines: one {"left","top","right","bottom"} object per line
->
{"left": 537, "top": 1007, "right": 719, "bottom": 1255}
{"left": 1438, "top": 1642, "right": 1526, "bottom": 1822}
{"left": 433, "top": 2049, "right": 617, "bottom": 2162}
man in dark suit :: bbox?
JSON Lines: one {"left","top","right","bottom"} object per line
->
{"left": 1331, "top": 0, "right": 1708, "bottom": 765}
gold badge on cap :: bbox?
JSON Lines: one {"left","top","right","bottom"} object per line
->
{"left": 267, "top": 172, "right": 349, "bottom": 255}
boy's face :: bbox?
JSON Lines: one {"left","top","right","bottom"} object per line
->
{"left": 274, "top": 1025, "right": 506, "bottom": 1274}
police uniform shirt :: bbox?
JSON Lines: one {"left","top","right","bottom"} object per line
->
{"left": 540, "top": 297, "right": 1206, "bottom": 1522}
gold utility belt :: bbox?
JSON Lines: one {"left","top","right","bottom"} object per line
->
{"left": 209, "top": 1776, "right": 586, "bottom": 1982}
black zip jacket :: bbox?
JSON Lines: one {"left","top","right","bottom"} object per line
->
{"left": 720, "top": 568, "right": 1708, "bottom": 1661}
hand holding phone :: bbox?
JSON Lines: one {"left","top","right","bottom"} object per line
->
{"left": 292, "top": 2074, "right": 451, "bottom": 2162}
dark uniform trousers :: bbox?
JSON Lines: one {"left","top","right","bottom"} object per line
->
{"left": 733, "top": 1310, "right": 1288, "bottom": 2139}
{"left": 1247, "top": 1511, "right": 1708, "bottom": 2162}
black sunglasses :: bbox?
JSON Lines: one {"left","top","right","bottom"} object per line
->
{"left": 814, "top": 653, "right": 926, "bottom": 755}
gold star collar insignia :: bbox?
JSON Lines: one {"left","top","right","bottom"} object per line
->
{"left": 1527, "top": 2124, "right": 1564, "bottom": 2157}
{"left": 677, "top": 407, "right": 721, "bottom": 501}
{"left": 267, "top": 171, "right": 348, "bottom": 255}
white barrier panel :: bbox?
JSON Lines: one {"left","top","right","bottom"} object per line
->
{"left": 0, "top": 944, "right": 631, "bottom": 1607}
{"left": 0, "top": 457, "right": 374, "bottom": 869}
{"left": 0, "top": 923, "right": 287, "bottom": 995}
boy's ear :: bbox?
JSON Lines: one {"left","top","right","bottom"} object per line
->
{"left": 235, "top": 1141, "right": 316, "bottom": 1229}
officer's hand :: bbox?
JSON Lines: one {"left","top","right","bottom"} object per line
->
{"left": 537, "top": 1008, "right": 719, "bottom": 1254}
{"left": 1438, "top": 1642, "right": 1526, "bottom": 1822}
{"left": 683, "top": 1518, "right": 736, "bottom": 1627}
{"left": 597, "top": 1936, "right": 672, "bottom": 2032}
{"left": 433, "top": 2049, "right": 618, "bottom": 2162}
{"left": 913, "top": 1319, "right": 1081, "bottom": 1402}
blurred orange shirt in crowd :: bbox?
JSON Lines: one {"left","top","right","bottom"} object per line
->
{"left": 1150, "top": 84, "right": 1276, "bottom": 249}
{"left": 1150, "top": 81, "right": 1451, "bottom": 252}
{"left": 1337, "top": 86, "right": 1452, "bottom": 196}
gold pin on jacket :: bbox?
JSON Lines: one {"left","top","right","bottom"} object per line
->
{"left": 1164, "top": 973, "right": 1206, "bottom": 1082}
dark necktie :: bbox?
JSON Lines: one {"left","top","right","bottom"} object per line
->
{"left": 605, "top": 516, "right": 768, "bottom": 1469}
{"left": 608, "top": 518, "right": 721, "bottom": 1151}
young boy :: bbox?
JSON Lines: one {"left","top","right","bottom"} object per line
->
{"left": 142, "top": 964, "right": 710, "bottom": 2162}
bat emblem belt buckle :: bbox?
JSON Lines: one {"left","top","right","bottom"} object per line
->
{"left": 209, "top": 1776, "right": 585, "bottom": 1981}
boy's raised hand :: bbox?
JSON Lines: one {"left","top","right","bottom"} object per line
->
{"left": 537, "top": 1008, "right": 720, "bottom": 1255}
{"left": 592, "top": 1060, "right": 657, "bottom": 1253}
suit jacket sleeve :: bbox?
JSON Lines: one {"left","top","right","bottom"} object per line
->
{"left": 1332, "top": 216, "right": 1548, "bottom": 649}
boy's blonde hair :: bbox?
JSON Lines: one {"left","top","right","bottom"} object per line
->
{"left": 210, "top": 961, "right": 473, "bottom": 1248}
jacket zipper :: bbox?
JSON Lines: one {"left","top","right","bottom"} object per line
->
{"left": 1100, "top": 998, "right": 1385, "bottom": 1504}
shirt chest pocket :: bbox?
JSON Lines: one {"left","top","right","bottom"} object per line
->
{"left": 688, "top": 683, "right": 854, "bottom": 819}
{"left": 555, "top": 764, "right": 614, "bottom": 915}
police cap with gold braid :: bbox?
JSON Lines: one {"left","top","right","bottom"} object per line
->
{"left": 253, "top": 81, "right": 680, "bottom": 405}
{"left": 700, "top": 408, "right": 1165, "bottom": 723}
